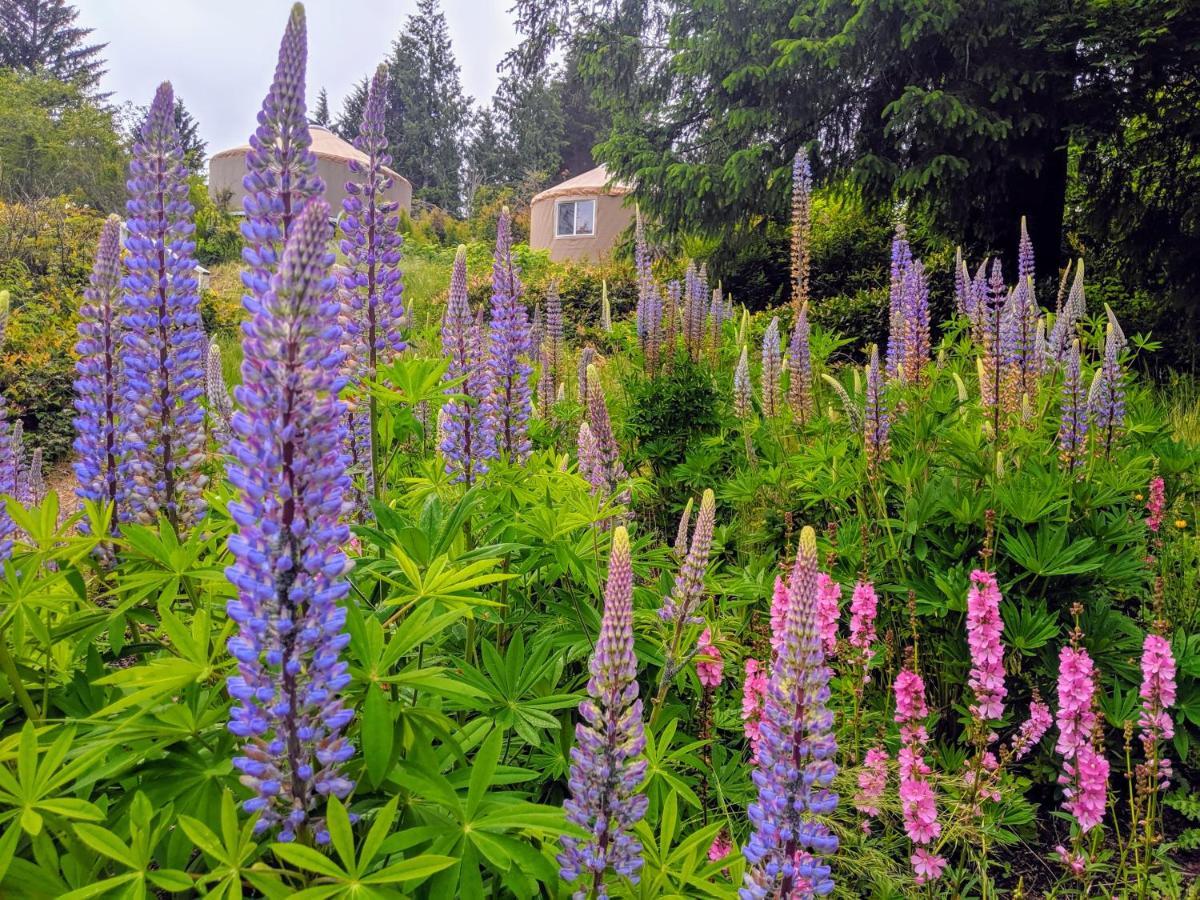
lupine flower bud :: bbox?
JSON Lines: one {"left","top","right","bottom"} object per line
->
{"left": 787, "top": 304, "right": 813, "bottom": 423}
{"left": 341, "top": 64, "right": 405, "bottom": 374}
{"left": 1018, "top": 216, "right": 1035, "bottom": 284}
{"left": 683, "top": 262, "right": 707, "bottom": 362}
{"left": 980, "top": 259, "right": 1006, "bottom": 418}
{"left": 206, "top": 342, "right": 234, "bottom": 444}
{"left": 1057, "top": 340, "right": 1088, "bottom": 472}
{"left": 225, "top": 200, "right": 355, "bottom": 844}
{"left": 673, "top": 496, "right": 693, "bottom": 558}
{"left": 733, "top": 346, "right": 752, "bottom": 420}
{"left": 576, "top": 420, "right": 607, "bottom": 498}
{"left": 120, "top": 82, "right": 207, "bottom": 529}
{"left": 586, "top": 365, "right": 628, "bottom": 500}
{"left": 482, "top": 208, "right": 532, "bottom": 462}
{"left": 658, "top": 489, "right": 715, "bottom": 626}
{"left": 743, "top": 527, "right": 838, "bottom": 900}
{"left": 601, "top": 279, "right": 612, "bottom": 332}
{"left": 864, "top": 345, "right": 889, "bottom": 473}
{"left": 1090, "top": 308, "right": 1126, "bottom": 456}
{"left": 74, "top": 215, "right": 125, "bottom": 533}
{"left": 559, "top": 526, "right": 648, "bottom": 893}
{"left": 1049, "top": 260, "right": 1085, "bottom": 364}
{"left": 760, "top": 317, "right": 782, "bottom": 418}
{"left": 900, "top": 260, "right": 930, "bottom": 385}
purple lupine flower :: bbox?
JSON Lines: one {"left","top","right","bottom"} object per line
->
{"left": 864, "top": 344, "right": 889, "bottom": 474}
{"left": 120, "top": 82, "right": 207, "bottom": 529}
{"left": 0, "top": 397, "right": 17, "bottom": 560}
{"left": 634, "top": 209, "right": 652, "bottom": 345}
{"left": 9, "top": 423, "right": 25, "bottom": 507}
{"left": 743, "top": 526, "right": 838, "bottom": 899}
{"left": 1049, "top": 260, "right": 1085, "bottom": 364}
{"left": 576, "top": 420, "right": 608, "bottom": 498}
{"left": 241, "top": 3, "right": 322, "bottom": 304}
{"left": 980, "top": 259, "right": 1006, "bottom": 420}
{"left": 24, "top": 448, "right": 44, "bottom": 508}
{"left": 482, "top": 208, "right": 532, "bottom": 463}
{"left": 1001, "top": 276, "right": 1039, "bottom": 408}
{"left": 658, "top": 488, "right": 715, "bottom": 626}
{"left": 577, "top": 346, "right": 596, "bottom": 401}
{"left": 662, "top": 280, "right": 680, "bottom": 369}
{"left": 1090, "top": 308, "right": 1126, "bottom": 456}
{"left": 673, "top": 496, "right": 693, "bottom": 559}
{"left": 968, "top": 260, "right": 989, "bottom": 340}
{"left": 1058, "top": 340, "right": 1088, "bottom": 472}
{"left": 788, "top": 303, "right": 814, "bottom": 423}
{"left": 684, "top": 262, "right": 707, "bottom": 362}
{"left": 333, "top": 272, "right": 373, "bottom": 514}
{"left": 791, "top": 147, "right": 813, "bottom": 315}
{"left": 530, "top": 302, "right": 543, "bottom": 361}
{"left": 225, "top": 199, "right": 355, "bottom": 844}
{"left": 441, "top": 246, "right": 489, "bottom": 484}
{"left": 761, "top": 317, "right": 782, "bottom": 418}
{"left": 74, "top": 214, "right": 125, "bottom": 531}
{"left": 1018, "top": 216, "right": 1035, "bottom": 285}
{"left": 340, "top": 64, "right": 405, "bottom": 375}
{"left": 954, "top": 247, "right": 969, "bottom": 319}
{"left": 206, "top": 342, "right": 234, "bottom": 445}
{"left": 900, "top": 259, "right": 930, "bottom": 385}
{"left": 537, "top": 283, "right": 564, "bottom": 411}
{"left": 558, "top": 526, "right": 648, "bottom": 893}
{"left": 585, "top": 364, "right": 629, "bottom": 501}
{"left": 733, "top": 345, "right": 752, "bottom": 420}
{"left": 885, "top": 222, "right": 912, "bottom": 379}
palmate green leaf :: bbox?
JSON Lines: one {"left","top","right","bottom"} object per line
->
{"left": 379, "top": 548, "right": 510, "bottom": 611}
{"left": 1000, "top": 598, "right": 1060, "bottom": 656}
{"left": 1001, "top": 526, "right": 1105, "bottom": 577}
{"left": 0, "top": 723, "right": 104, "bottom": 835}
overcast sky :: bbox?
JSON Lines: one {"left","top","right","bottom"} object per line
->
{"left": 78, "top": 0, "right": 519, "bottom": 158}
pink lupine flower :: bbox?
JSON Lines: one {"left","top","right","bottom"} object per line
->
{"left": 1145, "top": 476, "right": 1165, "bottom": 533}
{"left": 1138, "top": 633, "right": 1176, "bottom": 788}
{"left": 854, "top": 746, "right": 889, "bottom": 824}
{"left": 816, "top": 573, "right": 841, "bottom": 656}
{"left": 741, "top": 658, "right": 768, "bottom": 761}
{"left": 696, "top": 628, "right": 724, "bottom": 689}
{"left": 1010, "top": 701, "right": 1053, "bottom": 761}
{"left": 848, "top": 580, "right": 878, "bottom": 679}
{"left": 965, "top": 570, "right": 1007, "bottom": 723}
{"left": 708, "top": 830, "right": 732, "bottom": 862}
{"left": 911, "top": 848, "right": 947, "bottom": 885}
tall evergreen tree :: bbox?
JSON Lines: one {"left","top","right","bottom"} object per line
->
{"left": 173, "top": 96, "right": 206, "bottom": 176}
{"left": 0, "top": 0, "right": 106, "bottom": 93}
{"left": 313, "top": 87, "right": 330, "bottom": 126}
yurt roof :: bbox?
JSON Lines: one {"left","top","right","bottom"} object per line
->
{"left": 531, "top": 165, "right": 633, "bottom": 204}
{"left": 209, "top": 124, "right": 411, "bottom": 190}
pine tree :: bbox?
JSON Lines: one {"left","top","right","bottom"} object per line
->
{"left": 313, "top": 86, "right": 330, "bottom": 126}
{"left": 173, "top": 96, "right": 206, "bottom": 176}
{"left": 0, "top": 0, "right": 106, "bottom": 93}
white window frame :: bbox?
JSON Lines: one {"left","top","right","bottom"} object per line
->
{"left": 554, "top": 198, "right": 596, "bottom": 238}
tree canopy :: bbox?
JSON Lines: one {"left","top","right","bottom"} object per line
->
{"left": 0, "top": 0, "right": 106, "bottom": 94}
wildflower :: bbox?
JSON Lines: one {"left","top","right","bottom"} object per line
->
{"left": 585, "top": 365, "right": 627, "bottom": 496}
{"left": 885, "top": 221, "right": 912, "bottom": 379}
{"left": 1137, "top": 633, "right": 1176, "bottom": 789}
{"left": 662, "top": 280, "right": 680, "bottom": 364}
{"left": 577, "top": 420, "right": 607, "bottom": 498}
{"left": 864, "top": 345, "right": 889, "bottom": 473}
{"left": 760, "top": 317, "right": 782, "bottom": 418}
{"left": 1048, "top": 261, "right": 1086, "bottom": 365}
{"left": 1002, "top": 276, "right": 1039, "bottom": 406}
{"left": 790, "top": 147, "right": 813, "bottom": 314}
{"left": 854, "top": 746, "right": 889, "bottom": 823}
{"left": 659, "top": 489, "right": 715, "bottom": 626}
{"left": 1010, "top": 701, "right": 1052, "bottom": 760}
{"left": 673, "top": 497, "right": 693, "bottom": 558}
{"left": 743, "top": 527, "right": 838, "bottom": 900}
{"left": 601, "top": 279, "right": 612, "bottom": 333}
{"left": 1055, "top": 844, "right": 1087, "bottom": 877}
{"left": 814, "top": 573, "right": 841, "bottom": 657}
{"left": 911, "top": 848, "right": 947, "bottom": 886}
{"left": 787, "top": 304, "right": 813, "bottom": 423}
{"left": 559, "top": 526, "right": 648, "bottom": 894}
{"left": 709, "top": 830, "right": 733, "bottom": 863}
{"left": 577, "top": 346, "right": 596, "bottom": 401}
{"left": 74, "top": 215, "right": 125, "bottom": 531}
{"left": 225, "top": 200, "right": 355, "bottom": 843}
{"left": 733, "top": 346, "right": 752, "bottom": 420}
{"left": 1145, "top": 476, "right": 1165, "bottom": 533}
{"left": 1090, "top": 309, "right": 1126, "bottom": 456}
{"left": 1057, "top": 340, "right": 1088, "bottom": 472}
{"left": 1055, "top": 645, "right": 1107, "bottom": 834}
{"left": 696, "top": 628, "right": 724, "bottom": 689}
{"left": 1176, "top": 519, "right": 1188, "bottom": 530}
{"left": 684, "top": 262, "right": 707, "bottom": 362}
{"left": 966, "top": 570, "right": 1007, "bottom": 723}
{"left": 206, "top": 342, "right": 234, "bottom": 443}
{"left": 980, "top": 259, "right": 1006, "bottom": 418}
{"left": 900, "top": 260, "right": 930, "bottom": 385}
{"left": 482, "top": 208, "right": 532, "bottom": 462}
{"left": 0, "top": 400, "right": 17, "bottom": 560}
{"left": 848, "top": 580, "right": 879, "bottom": 682}
{"left": 1018, "top": 216, "right": 1035, "bottom": 283}
{"left": 341, "top": 64, "right": 405, "bottom": 375}
{"left": 895, "top": 664, "right": 942, "bottom": 875}
{"left": 742, "top": 658, "right": 768, "bottom": 761}
{"left": 537, "top": 283, "right": 563, "bottom": 410}
{"left": 120, "top": 82, "right": 207, "bottom": 529}
{"left": 441, "top": 247, "right": 490, "bottom": 484}
{"left": 634, "top": 209, "right": 657, "bottom": 367}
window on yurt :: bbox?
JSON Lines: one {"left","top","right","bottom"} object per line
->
{"left": 555, "top": 199, "right": 595, "bottom": 237}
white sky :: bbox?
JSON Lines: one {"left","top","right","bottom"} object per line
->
{"left": 77, "top": 0, "right": 519, "bottom": 157}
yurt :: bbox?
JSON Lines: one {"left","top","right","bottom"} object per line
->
{"left": 207, "top": 124, "right": 413, "bottom": 217}
{"left": 529, "top": 165, "right": 634, "bottom": 262}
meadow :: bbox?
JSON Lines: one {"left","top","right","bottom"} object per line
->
{"left": 0, "top": 4, "right": 1198, "bottom": 899}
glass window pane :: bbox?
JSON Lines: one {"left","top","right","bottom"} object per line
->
{"left": 575, "top": 200, "right": 594, "bottom": 235}
{"left": 556, "top": 202, "right": 575, "bottom": 236}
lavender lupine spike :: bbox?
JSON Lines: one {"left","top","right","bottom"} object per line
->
{"left": 25, "top": 448, "right": 44, "bottom": 507}
{"left": 760, "top": 317, "right": 782, "bottom": 418}
{"left": 790, "top": 147, "right": 813, "bottom": 316}
{"left": 743, "top": 527, "right": 838, "bottom": 899}
{"left": 241, "top": 3, "right": 322, "bottom": 302}
{"left": 537, "top": 283, "right": 564, "bottom": 412}
{"left": 733, "top": 345, "right": 752, "bottom": 420}
{"left": 341, "top": 64, "right": 405, "bottom": 375}
{"left": 980, "top": 259, "right": 1006, "bottom": 424}
{"left": 1058, "top": 340, "right": 1088, "bottom": 472}
{"left": 1018, "top": 216, "right": 1035, "bottom": 284}
{"left": 788, "top": 303, "right": 814, "bottom": 423}
{"left": 530, "top": 303, "right": 543, "bottom": 359}
{"left": 864, "top": 345, "right": 889, "bottom": 474}
{"left": 1002, "top": 276, "right": 1039, "bottom": 408}
{"left": 885, "top": 222, "right": 912, "bottom": 379}
{"left": 441, "top": 246, "right": 489, "bottom": 484}
{"left": 9, "top": 422, "right": 25, "bottom": 507}
{"left": 558, "top": 526, "right": 648, "bottom": 894}
{"left": 482, "top": 208, "right": 532, "bottom": 462}
{"left": 673, "top": 496, "right": 693, "bottom": 559}
{"left": 1090, "top": 314, "right": 1126, "bottom": 457}
{"left": 206, "top": 342, "right": 234, "bottom": 444}
{"left": 576, "top": 420, "right": 607, "bottom": 498}
{"left": 684, "top": 262, "right": 707, "bottom": 361}
{"left": 120, "top": 82, "right": 207, "bottom": 529}
{"left": 954, "top": 247, "right": 969, "bottom": 319}
{"left": 662, "top": 280, "right": 680, "bottom": 370}
{"left": 634, "top": 208, "right": 652, "bottom": 347}
{"left": 900, "top": 259, "right": 930, "bottom": 385}
{"left": 0, "top": 399, "right": 17, "bottom": 560}
{"left": 1049, "top": 260, "right": 1085, "bottom": 364}
{"left": 225, "top": 200, "right": 355, "bottom": 844}
{"left": 577, "top": 346, "right": 596, "bottom": 401}
{"left": 74, "top": 215, "right": 125, "bottom": 530}
{"left": 658, "top": 488, "right": 716, "bottom": 626}
{"left": 586, "top": 364, "right": 628, "bottom": 496}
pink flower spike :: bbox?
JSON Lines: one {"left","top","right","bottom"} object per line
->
{"left": 1145, "top": 476, "right": 1165, "bottom": 533}
{"left": 816, "top": 573, "right": 842, "bottom": 656}
{"left": 1011, "top": 701, "right": 1053, "bottom": 760}
{"left": 741, "top": 658, "right": 768, "bottom": 761}
{"left": 1137, "top": 633, "right": 1176, "bottom": 788}
{"left": 965, "top": 570, "right": 1007, "bottom": 723}
{"left": 696, "top": 628, "right": 724, "bottom": 689}
{"left": 854, "top": 746, "right": 889, "bottom": 820}
{"left": 769, "top": 575, "right": 789, "bottom": 657}
{"left": 848, "top": 580, "right": 879, "bottom": 678}
{"left": 708, "top": 830, "right": 732, "bottom": 863}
